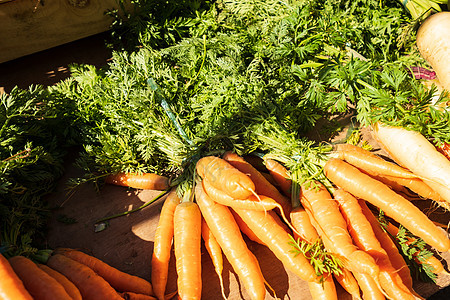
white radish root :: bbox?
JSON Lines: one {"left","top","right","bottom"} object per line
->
{"left": 371, "top": 123, "right": 450, "bottom": 205}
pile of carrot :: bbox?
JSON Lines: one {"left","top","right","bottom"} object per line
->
{"left": 1, "top": 248, "right": 175, "bottom": 300}
{"left": 148, "top": 140, "right": 450, "bottom": 300}
{"left": 4, "top": 128, "right": 447, "bottom": 300}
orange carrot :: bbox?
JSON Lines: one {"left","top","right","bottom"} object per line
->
{"left": 353, "top": 272, "right": 385, "bottom": 300}
{"left": 316, "top": 222, "right": 362, "bottom": 300}
{"left": 196, "top": 156, "right": 255, "bottom": 199}
{"left": 173, "top": 201, "right": 202, "bottom": 300}
{"left": 243, "top": 155, "right": 267, "bottom": 171}
{"left": 333, "top": 268, "right": 361, "bottom": 300}
{"left": 336, "top": 144, "right": 445, "bottom": 204}
{"left": 105, "top": 172, "right": 169, "bottom": 190}
{"left": 38, "top": 263, "right": 82, "bottom": 300}
{"left": 324, "top": 158, "right": 450, "bottom": 252}
{"left": 335, "top": 143, "right": 418, "bottom": 179}
{"left": 201, "top": 178, "right": 292, "bottom": 234}
{"left": 47, "top": 254, "right": 123, "bottom": 300}
{"left": 289, "top": 205, "right": 320, "bottom": 244}
{"left": 367, "top": 173, "right": 412, "bottom": 195}
{"left": 333, "top": 189, "right": 415, "bottom": 300}
{"left": 195, "top": 182, "right": 266, "bottom": 300}
{"left": 233, "top": 206, "right": 319, "bottom": 283}
{"left": 201, "top": 217, "right": 226, "bottom": 299}
{"left": 307, "top": 274, "right": 338, "bottom": 300}
{"left": 151, "top": 191, "right": 180, "bottom": 300}
{"left": 264, "top": 158, "right": 292, "bottom": 197}
{"left": 223, "top": 152, "right": 292, "bottom": 215}
{"left": 359, "top": 200, "right": 414, "bottom": 292}
{"left": 423, "top": 256, "right": 450, "bottom": 276}
{"left": 363, "top": 169, "right": 444, "bottom": 204}
{"left": 230, "top": 209, "right": 266, "bottom": 245}
{"left": 202, "top": 177, "right": 279, "bottom": 211}
{"left": 289, "top": 203, "right": 356, "bottom": 299}
{"left": 0, "top": 254, "right": 33, "bottom": 300}
{"left": 55, "top": 248, "right": 153, "bottom": 295}
{"left": 300, "top": 182, "right": 379, "bottom": 278}
{"left": 261, "top": 171, "right": 279, "bottom": 187}
{"left": 386, "top": 222, "right": 450, "bottom": 276}
{"left": 9, "top": 256, "right": 72, "bottom": 300}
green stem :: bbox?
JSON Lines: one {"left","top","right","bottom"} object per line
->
{"left": 192, "top": 35, "right": 207, "bottom": 83}
{"left": 290, "top": 169, "right": 301, "bottom": 209}
{"left": 148, "top": 78, "right": 194, "bottom": 146}
{"left": 94, "top": 189, "right": 169, "bottom": 224}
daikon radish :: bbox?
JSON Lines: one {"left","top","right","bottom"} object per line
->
{"left": 372, "top": 123, "right": 450, "bottom": 204}
{"left": 417, "top": 11, "right": 450, "bottom": 91}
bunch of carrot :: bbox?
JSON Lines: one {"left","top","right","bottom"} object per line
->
{"left": 0, "top": 248, "right": 173, "bottom": 300}
{"left": 53, "top": 127, "right": 449, "bottom": 299}
{"left": 149, "top": 140, "right": 449, "bottom": 299}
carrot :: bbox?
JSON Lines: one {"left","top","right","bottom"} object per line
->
{"left": 368, "top": 173, "right": 445, "bottom": 206}
{"left": 289, "top": 205, "right": 320, "bottom": 244}
{"left": 384, "top": 175, "right": 446, "bottom": 203}
{"left": 55, "top": 248, "right": 153, "bottom": 295}
{"left": 173, "top": 201, "right": 202, "bottom": 300}
{"left": 201, "top": 217, "right": 226, "bottom": 299}
{"left": 105, "top": 172, "right": 169, "bottom": 190}
{"left": 223, "top": 151, "right": 292, "bottom": 216}
{"left": 47, "top": 254, "right": 123, "bottom": 300}
{"left": 352, "top": 272, "right": 385, "bottom": 300}
{"left": 367, "top": 173, "right": 412, "bottom": 195}
{"left": 300, "top": 182, "right": 380, "bottom": 279}
{"left": 372, "top": 123, "right": 450, "bottom": 204}
{"left": 243, "top": 155, "right": 267, "bottom": 171}
{"left": 324, "top": 158, "right": 450, "bottom": 252}
{"left": 151, "top": 191, "right": 180, "bottom": 300}
{"left": 230, "top": 208, "right": 266, "bottom": 245}
{"left": 423, "top": 255, "right": 450, "bottom": 276}
{"left": 264, "top": 158, "right": 292, "bottom": 197}
{"left": 201, "top": 178, "right": 292, "bottom": 234}
{"left": 233, "top": 206, "right": 320, "bottom": 283}
{"left": 202, "top": 177, "right": 279, "bottom": 211}
{"left": 0, "top": 254, "right": 33, "bottom": 300}
{"left": 386, "top": 222, "right": 450, "bottom": 276}
{"left": 38, "top": 263, "right": 82, "bottom": 300}
{"left": 335, "top": 143, "right": 419, "bottom": 179}
{"left": 8, "top": 256, "right": 72, "bottom": 300}
{"left": 359, "top": 200, "right": 414, "bottom": 292}
{"left": 333, "top": 189, "right": 415, "bottom": 300}
{"left": 333, "top": 268, "right": 361, "bottom": 300}
{"left": 260, "top": 171, "right": 279, "bottom": 187}
{"left": 196, "top": 156, "right": 255, "bottom": 199}
{"left": 307, "top": 274, "right": 338, "bottom": 300}
{"left": 336, "top": 144, "right": 445, "bottom": 203}
{"left": 195, "top": 182, "right": 266, "bottom": 300}
{"left": 312, "top": 230, "right": 361, "bottom": 300}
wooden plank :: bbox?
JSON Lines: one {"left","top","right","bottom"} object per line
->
{"left": 0, "top": 0, "right": 131, "bottom": 63}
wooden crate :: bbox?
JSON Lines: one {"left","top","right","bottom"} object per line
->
{"left": 0, "top": 0, "right": 131, "bottom": 63}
